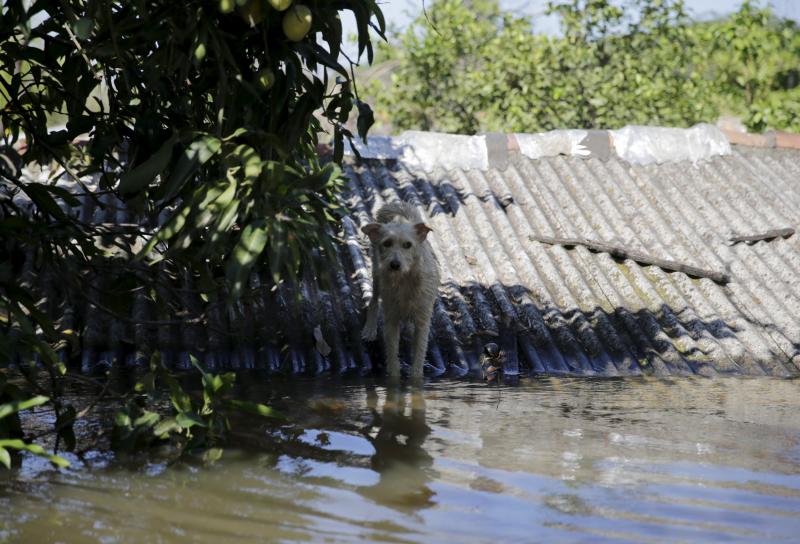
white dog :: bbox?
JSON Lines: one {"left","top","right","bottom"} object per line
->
{"left": 361, "top": 202, "right": 440, "bottom": 377}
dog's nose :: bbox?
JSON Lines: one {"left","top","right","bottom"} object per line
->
{"left": 390, "top": 260, "right": 401, "bottom": 271}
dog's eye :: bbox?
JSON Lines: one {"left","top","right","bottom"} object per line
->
{"left": 382, "top": 240, "right": 392, "bottom": 248}
{"left": 402, "top": 241, "right": 412, "bottom": 249}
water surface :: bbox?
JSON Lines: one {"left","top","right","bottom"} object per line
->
{"left": 2, "top": 377, "right": 800, "bottom": 542}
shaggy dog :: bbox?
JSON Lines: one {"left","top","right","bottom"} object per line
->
{"left": 361, "top": 202, "right": 440, "bottom": 377}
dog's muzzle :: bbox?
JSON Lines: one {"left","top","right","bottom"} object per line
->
{"left": 389, "top": 260, "right": 401, "bottom": 271}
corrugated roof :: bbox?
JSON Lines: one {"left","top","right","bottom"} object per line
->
{"left": 9, "top": 127, "right": 800, "bottom": 377}
{"left": 340, "top": 144, "right": 800, "bottom": 378}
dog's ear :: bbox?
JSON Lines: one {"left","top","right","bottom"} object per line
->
{"left": 414, "top": 223, "right": 433, "bottom": 242}
{"left": 361, "top": 223, "right": 382, "bottom": 242}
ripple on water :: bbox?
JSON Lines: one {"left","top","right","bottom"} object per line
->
{"left": 2, "top": 376, "right": 799, "bottom": 543}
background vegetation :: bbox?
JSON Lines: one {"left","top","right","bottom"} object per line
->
{"left": 368, "top": 0, "right": 800, "bottom": 134}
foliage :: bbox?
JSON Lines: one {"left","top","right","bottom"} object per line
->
{"left": 112, "top": 354, "right": 282, "bottom": 462}
{"left": 0, "top": 371, "right": 69, "bottom": 468}
{"left": 369, "top": 0, "right": 799, "bottom": 134}
{"left": 0, "top": 0, "right": 384, "bottom": 466}
{"left": 695, "top": 1, "right": 800, "bottom": 132}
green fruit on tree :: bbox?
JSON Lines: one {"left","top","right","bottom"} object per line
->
{"left": 282, "top": 4, "right": 312, "bottom": 42}
{"left": 268, "top": 0, "right": 293, "bottom": 11}
{"left": 257, "top": 68, "right": 276, "bottom": 90}
{"left": 218, "top": 0, "right": 235, "bottom": 14}
{"left": 194, "top": 43, "right": 207, "bottom": 62}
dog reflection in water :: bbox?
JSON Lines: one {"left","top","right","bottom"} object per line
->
{"left": 360, "top": 386, "right": 434, "bottom": 509}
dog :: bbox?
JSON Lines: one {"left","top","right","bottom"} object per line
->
{"left": 361, "top": 202, "right": 440, "bottom": 378}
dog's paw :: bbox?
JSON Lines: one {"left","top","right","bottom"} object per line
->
{"left": 361, "top": 324, "right": 378, "bottom": 342}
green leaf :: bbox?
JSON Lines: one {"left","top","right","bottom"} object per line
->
{"left": 114, "top": 412, "right": 131, "bottom": 428}
{"left": 225, "top": 222, "right": 268, "bottom": 297}
{"left": 118, "top": 137, "right": 175, "bottom": 196}
{"left": 213, "top": 199, "right": 240, "bottom": 234}
{"left": 0, "top": 396, "right": 49, "bottom": 420}
{"left": 135, "top": 372, "right": 156, "bottom": 393}
{"left": 153, "top": 417, "right": 180, "bottom": 437}
{"left": 213, "top": 181, "right": 237, "bottom": 209}
{"left": 0, "top": 439, "right": 70, "bottom": 468}
{"left": 189, "top": 353, "right": 209, "bottom": 377}
{"left": 138, "top": 205, "right": 192, "bottom": 258}
{"left": 37, "top": 184, "right": 80, "bottom": 207}
{"left": 21, "top": 184, "right": 68, "bottom": 221}
{"left": 203, "top": 447, "right": 224, "bottom": 464}
{"left": 32, "top": 340, "right": 61, "bottom": 369}
{"left": 0, "top": 439, "right": 26, "bottom": 450}
{"left": 133, "top": 410, "right": 160, "bottom": 428}
{"left": 295, "top": 43, "right": 348, "bottom": 77}
{"left": 161, "top": 135, "right": 222, "bottom": 202}
{"left": 333, "top": 128, "right": 344, "bottom": 163}
{"left": 165, "top": 377, "right": 193, "bottom": 413}
{"left": 73, "top": 17, "right": 94, "bottom": 40}
{"left": 176, "top": 411, "right": 206, "bottom": 429}
{"left": 356, "top": 100, "right": 375, "bottom": 142}
{"left": 297, "top": 163, "right": 341, "bottom": 192}
{"left": 0, "top": 447, "right": 10, "bottom": 469}
{"left": 202, "top": 373, "right": 224, "bottom": 394}
{"left": 222, "top": 127, "right": 248, "bottom": 141}
{"left": 225, "top": 399, "right": 285, "bottom": 420}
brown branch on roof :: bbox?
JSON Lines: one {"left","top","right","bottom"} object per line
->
{"left": 531, "top": 236, "right": 731, "bottom": 284}
{"left": 728, "top": 227, "right": 795, "bottom": 245}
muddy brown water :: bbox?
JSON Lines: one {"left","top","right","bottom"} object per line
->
{"left": 2, "top": 376, "right": 800, "bottom": 543}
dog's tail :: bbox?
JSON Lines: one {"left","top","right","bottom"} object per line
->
{"left": 376, "top": 201, "right": 424, "bottom": 224}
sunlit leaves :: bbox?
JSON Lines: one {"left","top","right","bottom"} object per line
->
{"left": 0, "top": 439, "right": 70, "bottom": 468}
{"left": 0, "top": 395, "right": 49, "bottom": 420}
{"left": 0, "top": 393, "right": 69, "bottom": 469}
{"left": 226, "top": 222, "right": 268, "bottom": 297}
{"left": 160, "top": 135, "right": 222, "bottom": 204}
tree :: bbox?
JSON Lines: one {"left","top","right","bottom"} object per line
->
{"left": 368, "top": 0, "right": 799, "bottom": 134}
{"left": 0, "top": 0, "right": 384, "bottom": 465}
{"left": 697, "top": 1, "right": 800, "bottom": 132}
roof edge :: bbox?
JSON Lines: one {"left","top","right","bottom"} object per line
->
{"left": 345, "top": 124, "right": 799, "bottom": 171}
{"left": 720, "top": 128, "right": 800, "bottom": 150}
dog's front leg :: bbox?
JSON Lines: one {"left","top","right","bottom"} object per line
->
{"left": 362, "top": 256, "right": 380, "bottom": 341}
{"left": 411, "top": 307, "right": 433, "bottom": 378}
{"left": 362, "top": 293, "right": 379, "bottom": 341}
{"left": 384, "top": 315, "right": 401, "bottom": 378}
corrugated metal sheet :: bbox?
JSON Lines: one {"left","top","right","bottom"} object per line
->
{"left": 337, "top": 146, "right": 800, "bottom": 377}
{"left": 11, "top": 140, "right": 800, "bottom": 377}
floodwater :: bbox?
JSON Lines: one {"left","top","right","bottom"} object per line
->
{"left": 2, "top": 377, "right": 800, "bottom": 543}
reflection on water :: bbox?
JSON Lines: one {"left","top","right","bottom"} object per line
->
{"left": 2, "top": 377, "right": 800, "bottom": 543}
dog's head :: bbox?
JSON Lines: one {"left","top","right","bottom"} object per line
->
{"left": 362, "top": 221, "right": 432, "bottom": 275}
